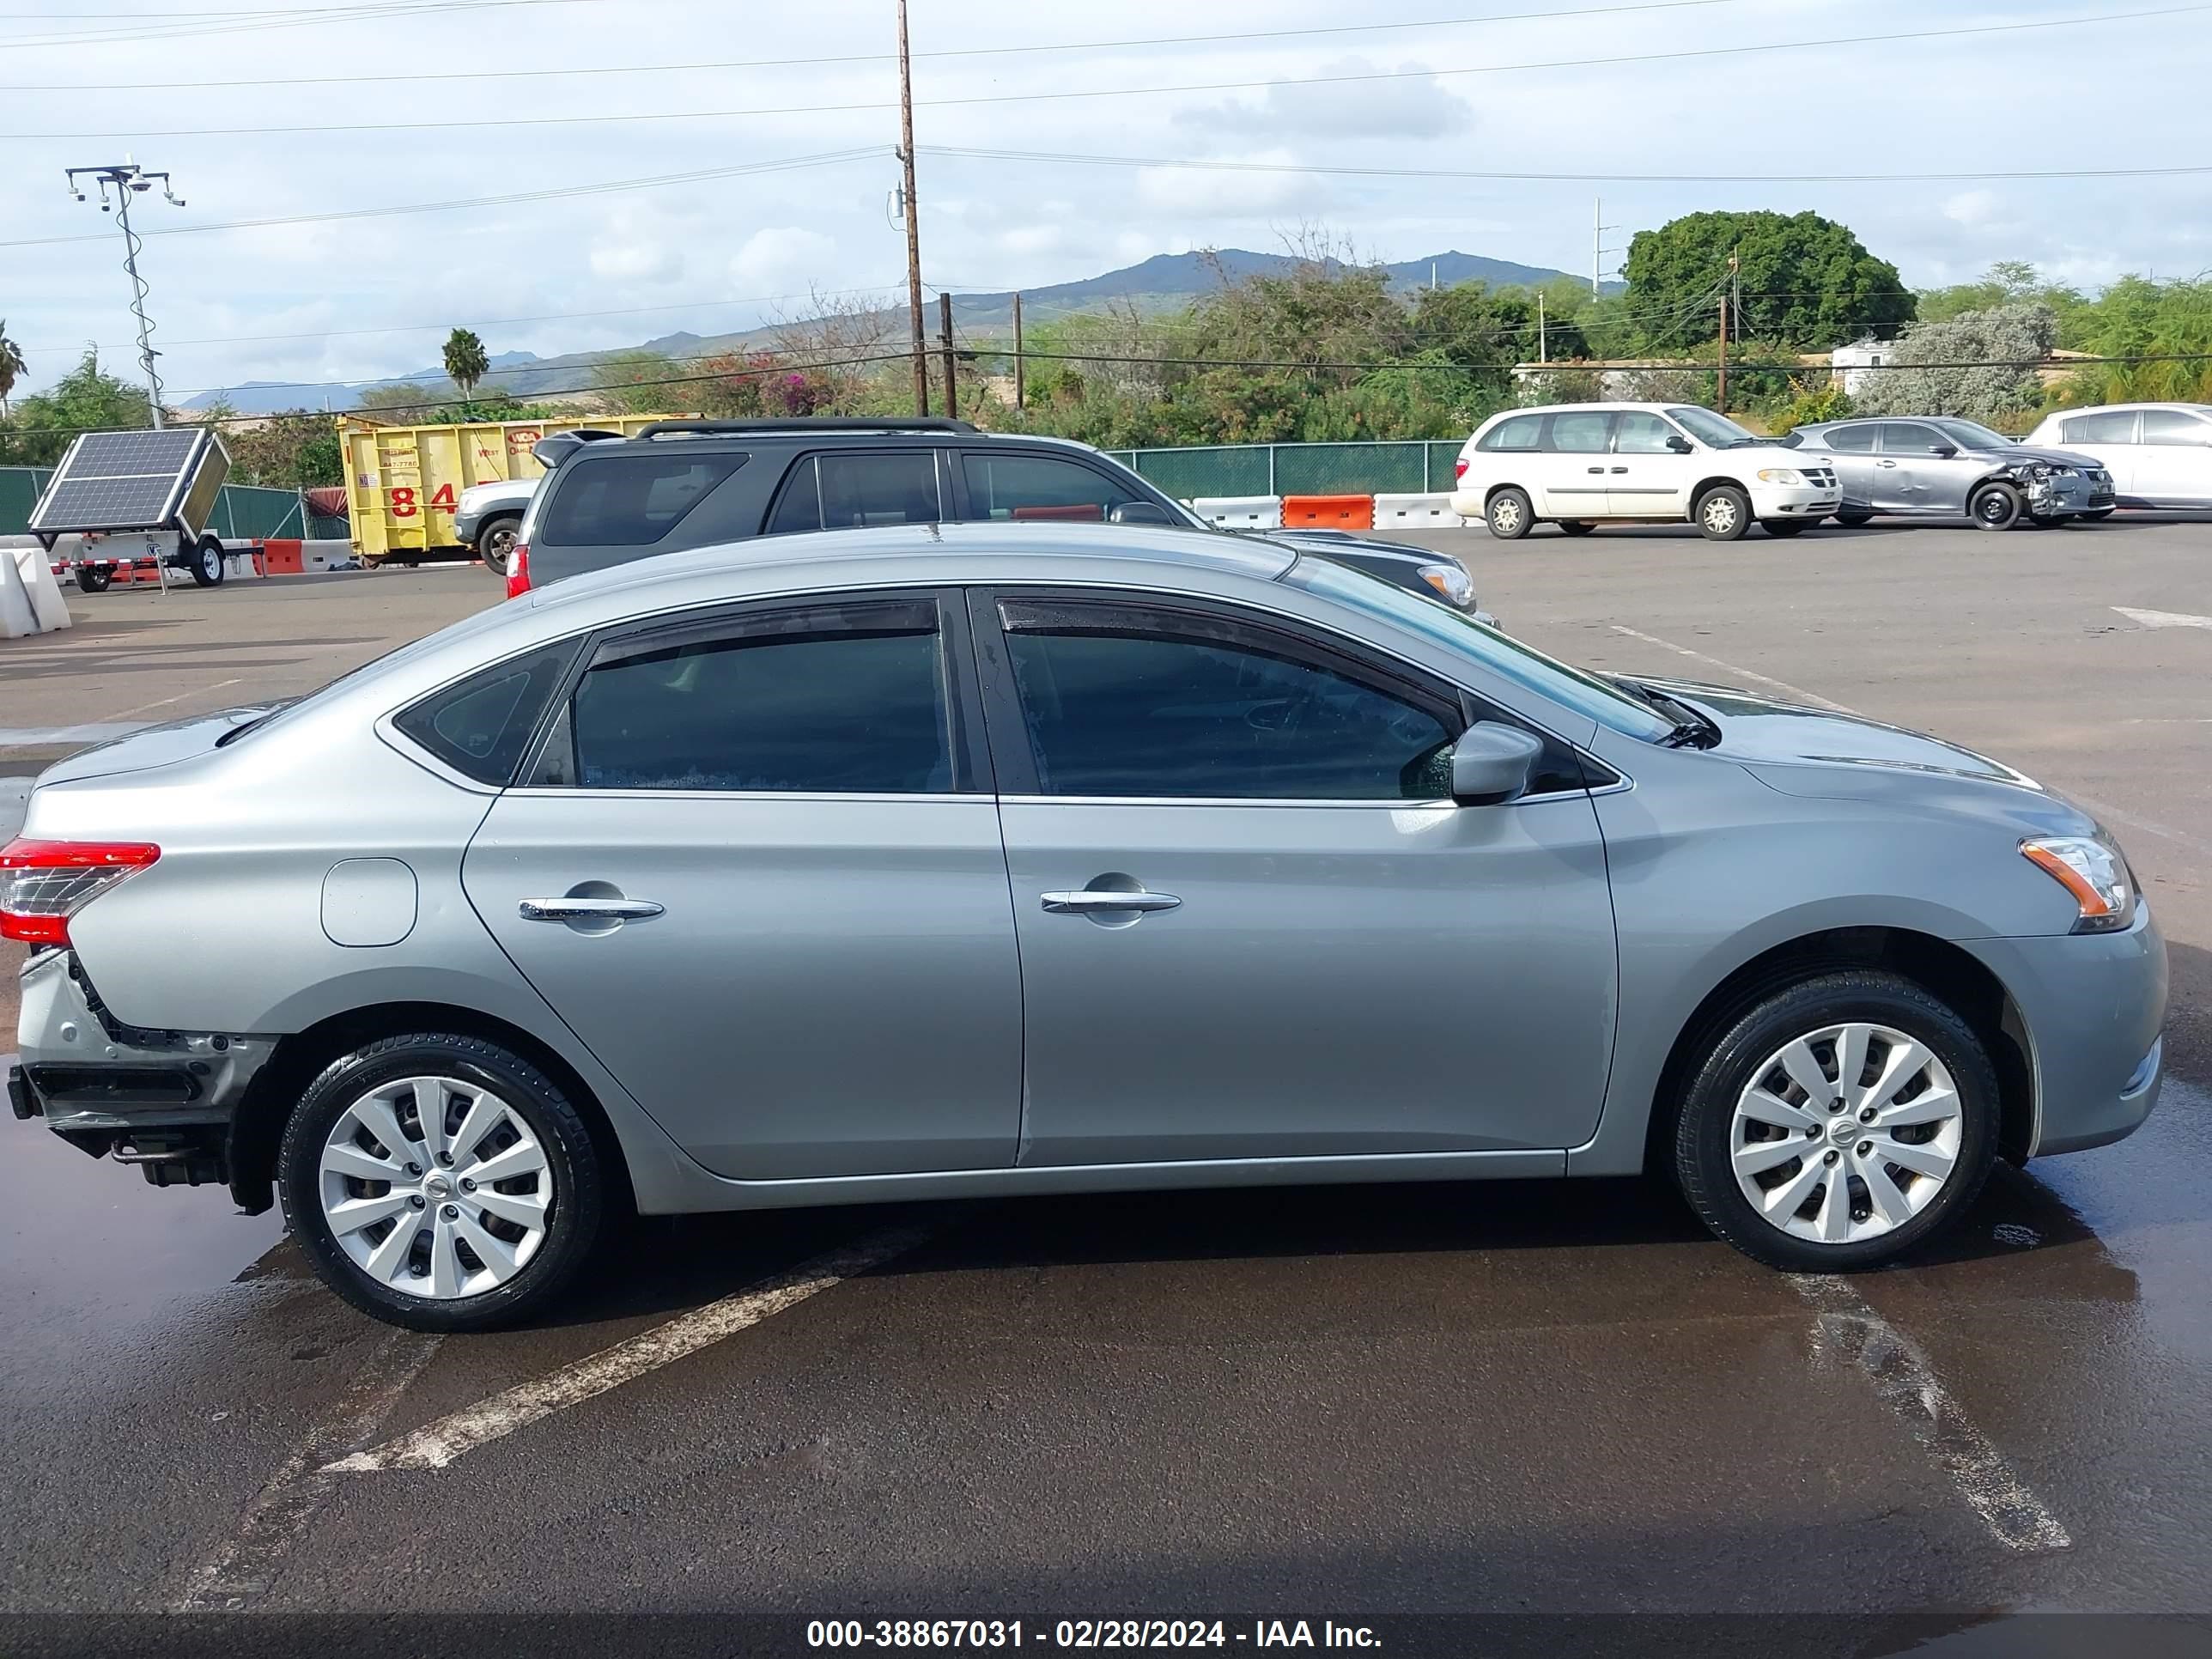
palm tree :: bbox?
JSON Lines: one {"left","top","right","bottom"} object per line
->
{"left": 0, "top": 319, "right": 27, "bottom": 419}
{"left": 442, "top": 327, "right": 489, "bottom": 409}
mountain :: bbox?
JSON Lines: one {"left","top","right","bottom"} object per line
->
{"left": 185, "top": 248, "right": 1611, "bottom": 415}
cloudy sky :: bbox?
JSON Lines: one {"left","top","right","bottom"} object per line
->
{"left": 4, "top": 0, "right": 2209, "bottom": 404}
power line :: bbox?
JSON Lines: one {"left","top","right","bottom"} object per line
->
{"left": 0, "top": 0, "right": 1750, "bottom": 91}
{"left": 6, "top": 0, "right": 612, "bottom": 50}
{"left": 15, "top": 4, "right": 2202, "bottom": 140}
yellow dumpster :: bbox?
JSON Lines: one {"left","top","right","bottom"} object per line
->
{"left": 337, "top": 413, "right": 689, "bottom": 566}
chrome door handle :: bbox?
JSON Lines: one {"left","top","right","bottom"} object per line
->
{"left": 1876, "top": 460, "right": 1899, "bottom": 468}
{"left": 1587, "top": 466, "right": 1605, "bottom": 474}
{"left": 1041, "top": 890, "right": 1182, "bottom": 915}
{"left": 519, "top": 896, "right": 665, "bottom": 921}
{"left": 1610, "top": 466, "right": 1628, "bottom": 474}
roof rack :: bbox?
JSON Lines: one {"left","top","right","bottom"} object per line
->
{"left": 635, "top": 417, "right": 979, "bottom": 439}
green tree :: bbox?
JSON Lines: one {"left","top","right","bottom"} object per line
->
{"left": 1621, "top": 210, "right": 1915, "bottom": 351}
{"left": 1917, "top": 261, "right": 2084, "bottom": 328}
{"left": 2057, "top": 276, "right": 2212, "bottom": 404}
{"left": 441, "top": 327, "right": 489, "bottom": 405}
{"left": 0, "top": 319, "right": 26, "bottom": 416}
{"left": 0, "top": 348, "right": 152, "bottom": 465}
{"left": 223, "top": 411, "right": 343, "bottom": 489}
{"left": 356, "top": 382, "right": 442, "bottom": 417}
{"left": 589, "top": 350, "right": 682, "bottom": 414}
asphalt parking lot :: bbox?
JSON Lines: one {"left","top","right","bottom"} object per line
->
{"left": 3, "top": 523, "right": 2209, "bottom": 1638}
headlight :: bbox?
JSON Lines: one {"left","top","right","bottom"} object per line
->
{"left": 2021, "top": 835, "right": 2136, "bottom": 933}
{"left": 1756, "top": 468, "right": 1805, "bottom": 486}
{"left": 2025, "top": 463, "right": 2052, "bottom": 480}
{"left": 1417, "top": 562, "right": 1476, "bottom": 609}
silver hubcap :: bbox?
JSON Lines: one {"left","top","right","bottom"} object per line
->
{"left": 1730, "top": 1023, "right": 1962, "bottom": 1245}
{"left": 319, "top": 1075, "right": 552, "bottom": 1299}
{"left": 1704, "top": 495, "right": 1738, "bottom": 533}
{"left": 1493, "top": 498, "right": 1523, "bottom": 533}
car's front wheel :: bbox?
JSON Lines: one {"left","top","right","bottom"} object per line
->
{"left": 1672, "top": 971, "right": 1999, "bottom": 1271}
{"left": 1970, "top": 482, "right": 2023, "bottom": 531}
{"left": 278, "top": 1032, "right": 606, "bottom": 1330}
{"left": 477, "top": 515, "right": 520, "bottom": 576}
{"left": 1695, "top": 484, "right": 1752, "bottom": 541}
{"left": 1486, "top": 487, "right": 1534, "bottom": 540}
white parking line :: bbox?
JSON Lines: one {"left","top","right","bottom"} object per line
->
{"left": 2112, "top": 606, "right": 2212, "bottom": 629}
{"left": 1608, "top": 623, "right": 2212, "bottom": 860}
{"left": 1793, "top": 1274, "right": 2070, "bottom": 1553}
{"left": 172, "top": 1328, "right": 442, "bottom": 1611}
{"left": 325, "top": 1224, "right": 933, "bottom": 1474}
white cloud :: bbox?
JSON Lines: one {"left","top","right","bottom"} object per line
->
{"left": 1943, "top": 190, "right": 1999, "bottom": 228}
{"left": 727, "top": 226, "right": 839, "bottom": 295}
{"left": 1177, "top": 58, "right": 1474, "bottom": 143}
{"left": 1136, "top": 151, "right": 1316, "bottom": 216}
{"left": 590, "top": 239, "right": 684, "bottom": 284}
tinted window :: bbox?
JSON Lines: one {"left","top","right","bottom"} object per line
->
{"left": 2063, "top": 411, "right": 2138, "bottom": 444}
{"left": 1547, "top": 411, "right": 1613, "bottom": 453}
{"left": 962, "top": 453, "right": 1137, "bottom": 522}
{"left": 999, "top": 602, "right": 1455, "bottom": 800}
{"left": 539, "top": 452, "right": 748, "bottom": 546}
{"left": 394, "top": 642, "right": 574, "bottom": 785}
{"left": 2141, "top": 410, "right": 2212, "bottom": 447}
{"left": 1882, "top": 422, "right": 1949, "bottom": 454}
{"left": 568, "top": 600, "right": 951, "bottom": 793}
{"left": 1613, "top": 412, "right": 1679, "bottom": 453}
{"left": 767, "top": 453, "right": 941, "bottom": 533}
{"left": 1821, "top": 424, "right": 1878, "bottom": 453}
{"left": 1480, "top": 414, "right": 1544, "bottom": 452}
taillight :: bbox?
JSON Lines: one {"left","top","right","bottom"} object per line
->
{"left": 1453, "top": 458, "right": 1469, "bottom": 480}
{"left": 505, "top": 543, "right": 532, "bottom": 599}
{"left": 0, "top": 839, "right": 160, "bottom": 945}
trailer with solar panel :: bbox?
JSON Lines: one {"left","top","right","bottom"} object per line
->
{"left": 27, "top": 427, "right": 246, "bottom": 593}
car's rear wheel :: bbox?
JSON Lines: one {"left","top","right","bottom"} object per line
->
{"left": 1486, "top": 488, "right": 1534, "bottom": 540}
{"left": 1557, "top": 520, "right": 1595, "bottom": 537}
{"left": 1673, "top": 971, "right": 1998, "bottom": 1271}
{"left": 477, "top": 515, "right": 520, "bottom": 576}
{"left": 1834, "top": 508, "right": 1875, "bottom": 528}
{"left": 1760, "top": 520, "right": 1810, "bottom": 538}
{"left": 74, "top": 564, "right": 112, "bottom": 593}
{"left": 1970, "top": 482, "right": 2023, "bottom": 531}
{"left": 1695, "top": 484, "right": 1752, "bottom": 541}
{"left": 278, "top": 1032, "right": 605, "bottom": 1330}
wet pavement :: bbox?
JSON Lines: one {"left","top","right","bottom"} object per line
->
{"left": 1, "top": 520, "right": 2208, "bottom": 1631}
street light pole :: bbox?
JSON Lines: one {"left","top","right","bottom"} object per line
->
{"left": 67, "top": 161, "right": 185, "bottom": 428}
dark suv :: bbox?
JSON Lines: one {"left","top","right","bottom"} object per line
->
{"left": 507, "top": 418, "right": 1484, "bottom": 617}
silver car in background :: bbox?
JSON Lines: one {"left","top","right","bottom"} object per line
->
{"left": 1787, "top": 416, "right": 2116, "bottom": 529}
{"left": 6, "top": 525, "right": 2165, "bottom": 1329}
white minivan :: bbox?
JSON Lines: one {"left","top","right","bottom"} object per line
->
{"left": 2022, "top": 404, "right": 2212, "bottom": 512}
{"left": 1451, "top": 403, "right": 1841, "bottom": 541}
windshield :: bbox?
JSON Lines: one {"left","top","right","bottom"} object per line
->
{"left": 1294, "top": 558, "right": 1676, "bottom": 742}
{"left": 1936, "top": 420, "right": 2014, "bottom": 450}
{"left": 1666, "top": 407, "right": 1767, "bottom": 449}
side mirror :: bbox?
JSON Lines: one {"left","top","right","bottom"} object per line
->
{"left": 1449, "top": 724, "right": 1546, "bottom": 807}
{"left": 1665, "top": 434, "right": 1694, "bottom": 454}
{"left": 1109, "top": 501, "right": 1174, "bottom": 526}
{"left": 1929, "top": 443, "right": 1958, "bottom": 459}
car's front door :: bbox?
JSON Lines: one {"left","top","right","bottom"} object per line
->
{"left": 461, "top": 591, "right": 1023, "bottom": 1181}
{"left": 969, "top": 588, "right": 1619, "bottom": 1167}
{"left": 1871, "top": 422, "right": 1945, "bottom": 513}
{"left": 2135, "top": 409, "right": 2212, "bottom": 506}
{"left": 1608, "top": 410, "right": 1695, "bottom": 518}
{"left": 1535, "top": 410, "right": 1618, "bottom": 520}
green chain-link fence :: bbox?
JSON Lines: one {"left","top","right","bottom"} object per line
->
{"left": 1103, "top": 441, "right": 1469, "bottom": 500}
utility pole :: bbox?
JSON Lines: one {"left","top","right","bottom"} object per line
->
{"left": 939, "top": 292, "right": 957, "bottom": 420}
{"left": 1717, "top": 252, "right": 1740, "bottom": 414}
{"left": 1538, "top": 291, "right": 1548, "bottom": 365}
{"left": 1593, "top": 197, "right": 1616, "bottom": 297}
{"left": 1012, "top": 291, "right": 1024, "bottom": 410}
{"left": 896, "top": 0, "right": 928, "bottom": 416}
{"left": 67, "top": 161, "right": 185, "bottom": 428}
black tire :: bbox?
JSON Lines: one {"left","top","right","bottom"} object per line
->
{"left": 2079, "top": 507, "right": 2117, "bottom": 522}
{"left": 1760, "top": 520, "right": 1810, "bottom": 538}
{"left": 1556, "top": 520, "right": 1596, "bottom": 538}
{"left": 188, "top": 534, "right": 226, "bottom": 587}
{"left": 1486, "top": 487, "right": 1534, "bottom": 541}
{"left": 1970, "top": 482, "right": 2023, "bottom": 532}
{"left": 1833, "top": 508, "right": 1875, "bottom": 528}
{"left": 1672, "top": 970, "right": 2000, "bottom": 1273}
{"left": 278, "top": 1032, "right": 606, "bottom": 1331}
{"left": 1695, "top": 483, "right": 1753, "bottom": 541}
{"left": 74, "top": 564, "right": 112, "bottom": 593}
{"left": 477, "top": 515, "right": 520, "bottom": 576}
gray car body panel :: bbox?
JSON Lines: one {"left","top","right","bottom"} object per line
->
{"left": 15, "top": 522, "right": 2164, "bottom": 1215}
{"left": 1793, "top": 420, "right": 2113, "bottom": 518}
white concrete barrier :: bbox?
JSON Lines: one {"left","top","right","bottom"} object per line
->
{"left": 1373, "top": 493, "right": 1474, "bottom": 528}
{"left": 301, "top": 538, "right": 358, "bottom": 572}
{"left": 1, "top": 536, "right": 72, "bottom": 635}
{"left": 1192, "top": 495, "right": 1282, "bottom": 530}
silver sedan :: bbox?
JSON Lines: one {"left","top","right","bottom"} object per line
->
{"left": 1789, "top": 416, "right": 2117, "bottom": 528}
{"left": 6, "top": 524, "right": 2166, "bottom": 1328}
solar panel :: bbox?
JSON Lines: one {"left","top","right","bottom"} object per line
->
{"left": 28, "top": 428, "right": 227, "bottom": 534}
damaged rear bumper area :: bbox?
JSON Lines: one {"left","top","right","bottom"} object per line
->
{"left": 10, "top": 946, "right": 275, "bottom": 1193}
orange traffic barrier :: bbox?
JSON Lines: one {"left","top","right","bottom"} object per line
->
{"left": 261, "top": 539, "right": 305, "bottom": 575}
{"left": 1280, "top": 494, "right": 1374, "bottom": 530}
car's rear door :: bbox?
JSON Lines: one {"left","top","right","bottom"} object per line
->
{"left": 761, "top": 447, "right": 948, "bottom": 534}
{"left": 969, "top": 586, "right": 1618, "bottom": 1167}
{"left": 951, "top": 448, "right": 1149, "bottom": 524}
{"left": 461, "top": 588, "right": 1023, "bottom": 1180}
{"left": 1815, "top": 422, "right": 1880, "bottom": 508}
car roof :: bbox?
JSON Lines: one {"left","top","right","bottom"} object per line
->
{"left": 525, "top": 520, "right": 1297, "bottom": 615}
{"left": 580, "top": 421, "right": 1124, "bottom": 458}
